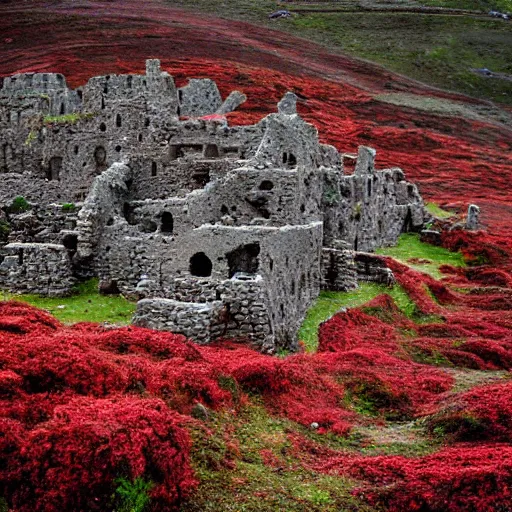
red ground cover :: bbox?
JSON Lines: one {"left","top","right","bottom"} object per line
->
{"left": 426, "top": 381, "right": 512, "bottom": 442}
{"left": 290, "top": 433, "right": 512, "bottom": 512}
{"left": 0, "top": 1, "right": 511, "bottom": 510}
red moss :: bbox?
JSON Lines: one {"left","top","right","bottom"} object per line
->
{"left": 290, "top": 433, "right": 512, "bottom": 512}
{"left": 426, "top": 381, "right": 512, "bottom": 442}
{"left": 3, "top": 397, "right": 195, "bottom": 512}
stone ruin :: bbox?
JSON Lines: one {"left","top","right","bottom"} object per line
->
{"left": 0, "top": 59, "right": 426, "bottom": 352}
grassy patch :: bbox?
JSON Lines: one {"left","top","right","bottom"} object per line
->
{"left": 299, "top": 282, "right": 415, "bottom": 352}
{"left": 172, "top": 0, "right": 512, "bottom": 105}
{"left": 425, "top": 201, "right": 455, "bottom": 219}
{"left": 356, "top": 421, "right": 441, "bottom": 457}
{"left": 289, "top": 12, "right": 512, "bottom": 104}
{"left": 43, "top": 112, "right": 96, "bottom": 125}
{"left": 181, "top": 404, "right": 377, "bottom": 512}
{"left": 421, "top": 0, "right": 512, "bottom": 12}
{"left": 300, "top": 233, "right": 464, "bottom": 351}
{"left": 376, "top": 233, "right": 465, "bottom": 278}
{"left": 1, "top": 279, "right": 135, "bottom": 325}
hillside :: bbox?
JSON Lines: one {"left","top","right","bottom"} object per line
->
{"left": 0, "top": 1, "right": 511, "bottom": 510}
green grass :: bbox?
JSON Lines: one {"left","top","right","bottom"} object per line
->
{"left": 421, "top": 0, "right": 512, "bottom": 12}
{"left": 299, "top": 282, "right": 416, "bottom": 352}
{"left": 289, "top": 13, "right": 512, "bottom": 104}
{"left": 180, "top": 404, "right": 377, "bottom": 512}
{"left": 2, "top": 279, "right": 136, "bottom": 325}
{"left": 172, "top": 0, "right": 512, "bottom": 105}
{"left": 425, "top": 202, "right": 455, "bottom": 219}
{"left": 299, "top": 233, "right": 465, "bottom": 351}
{"left": 43, "top": 112, "right": 96, "bottom": 125}
{"left": 375, "top": 233, "right": 465, "bottom": 278}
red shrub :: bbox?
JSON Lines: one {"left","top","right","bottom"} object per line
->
{"left": 0, "top": 301, "right": 60, "bottom": 335}
{"left": 291, "top": 433, "right": 512, "bottom": 512}
{"left": 427, "top": 381, "right": 512, "bottom": 442}
{"left": 441, "top": 230, "right": 510, "bottom": 266}
{"left": 3, "top": 397, "right": 195, "bottom": 512}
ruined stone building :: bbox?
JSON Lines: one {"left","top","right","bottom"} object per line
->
{"left": 0, "top": 60, "right": 425, "bottom": 352}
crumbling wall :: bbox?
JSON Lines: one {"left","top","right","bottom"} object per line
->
{"left": 321, "top": 247, "right": 358, "bottom": 291}
{"left": 76, "top": 162, "right": 132, "bottom": 260}
{"left": 0, "top": 242, "right": 75, "bottom": 296}
{"left": 6, "top": 204, "right": 79, "bottom": 245}
{"left": 323, "top": 146, "right": 425, "bottom": 252}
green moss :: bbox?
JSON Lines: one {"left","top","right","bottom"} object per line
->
{"left": 181, "top": 404, "right": 377, "bottom": 512}
{"left": 61, "top": 202, "right": 76, "bottom": 212}
{"left": 2, "top": 278, "right": 135, "bottom": 325}
{"left": 299, "top": 282, "right": 415, "bottom": 352}
{"left": 9, "top": 196, "right": 30, "bottom": 213}
{"left": 404, "top": 345, "right": 454, "bottom": 367}
{"left": 376, "top": 233, "right": 465, "bottom": 278}
{"left": 24, "top": 130, "right": 38, "bottom": 147}
{"left": 0, "top": 220, "right": 10, "bottom": 243}
{"left": 425, "top": 202, "right": 455, "bottom": 219}
{"left": 43, "top": 112, "right": 96, "bottom": 125}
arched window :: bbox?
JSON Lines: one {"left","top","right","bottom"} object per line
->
{"left": 47, "top": 157, "right": 62, "bottom": 181}
{"left": 190, "top": 252, "right": 212, "bottom": 277}
{"left": 259, "top": 180, "right": 274, "bottom": 191}
{"left": 94, "top": 146, "right": 107, "bottom": 167}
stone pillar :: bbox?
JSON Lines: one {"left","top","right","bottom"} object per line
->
{"left": 277, "top": 92, "right": 297, "bottom": 115}
{"left": 355, "top": 146, "right": 376, "bottom": 175}
{"left": 466, "top": 204, "right": 480, "bottom": 230}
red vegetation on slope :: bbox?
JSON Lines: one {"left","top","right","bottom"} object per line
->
{"left": 291, "top": 434, "right": 512, "bottom": 512}
{"left": 4, "top": 398, "right": 194, "bottom": 512}
{"left": 0, "top": 2, "right": 511, "bottom": 510}
{"left": 426, "top": 381, "right": 512, "bottom": 442}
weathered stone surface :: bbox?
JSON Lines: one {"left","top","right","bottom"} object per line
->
{"left": 277, "top": 92, "right": 297, "bottom": 115}
{"left": 178, "top": 79, "right": 222, "bottom": 117}
{"left": 216, "top": 90, "right": 247, "bottom": 115}
{"left": 0, "top": 59, "right": 427, "bottom": 352}
{"left": 466, "top": 204, "right": 480, "bottom": 230}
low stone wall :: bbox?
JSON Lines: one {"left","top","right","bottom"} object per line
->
{"left": 0, "top": 242, "right": 75, "bottom": 296}
{"left": 354, "top": 252, "right": 395, "bottom": 286}
{"left": 133, "top": 273, "right": 274, "bottom": 350}
{"left": 7, "top": 203, "right": 79, "bottom": 245}
{"left": 321, "top": 248, "right": 358, "bottom": 291}
{"left": 133, "top": 298, "right": 223, "bottom": 344}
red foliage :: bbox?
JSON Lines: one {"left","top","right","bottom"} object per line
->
{"left": 441, "top": 231, "right": 510, "bottom": 267}
{"left": 426, "top": 381, "right": 512, "bottom": 442}
{"left": 0, "top": 301, "right": 61, "bottom": 335}
{"left": 3, "top": 397, "right": 195, "bottom": 512}
{"left": 0, "top": 304, "right": 206, "bottom": 510}
{"left": 290, "top": 433, "right": 512, "bottom": 512}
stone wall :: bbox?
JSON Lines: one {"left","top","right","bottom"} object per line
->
{"left": 322, "top": 146, "right": 425, "bottom": 252}
{"left": 6, "top": 203, "right": 79, "bottom": 245}
{"left": 354, "top": 252, "right": 395, "bottom": 286}
{"left": 0, "top": 242, "right": 75, "bottom": 296}
{"left": 133, "top": 274, "right": 272, "bottom": 350}
{"left": 321, "top": 248, "right": 358, "bottom": 291}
